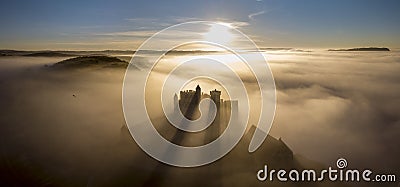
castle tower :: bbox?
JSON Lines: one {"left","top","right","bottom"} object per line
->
{"left": 210, "top": 89, "right": 221, "bottom": 125}
{"left": 177, "top": 85, "right": 202, "bottom": 120}
{"left": 210, "top": 89, "right": 221, "bottom": 110}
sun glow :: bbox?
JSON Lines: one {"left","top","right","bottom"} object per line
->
{"left": 203, "top": 23, "right": 235, "bottom": 46}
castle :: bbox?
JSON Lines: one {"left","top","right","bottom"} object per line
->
{"left": 174, "top": 85, "right": 238, "bottom": 124}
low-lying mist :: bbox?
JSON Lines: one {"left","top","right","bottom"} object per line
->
{"left": 0, "top": 50, "right": 399, "bottom": 186}
{"left": 267, "top": 51, "right": 400, "bottom": 172}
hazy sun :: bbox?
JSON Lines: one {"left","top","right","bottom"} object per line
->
{"left": 203, "top": 23, "right": 235, "bottom": 46}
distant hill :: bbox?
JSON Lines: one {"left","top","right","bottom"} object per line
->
{"left": 24, "top": 52, "right": 75, "bottom": 57}
{"left": 51, "top": 56, "right": 129, "bottom": 69}
{"left": 259, "top": 47, "right": 293, "bottom": 51}
{"left": 328, "top": 47, "right": 390, "bottom": 51}
{"left": 0, "top": 50, "right": 134, "bottom": 57}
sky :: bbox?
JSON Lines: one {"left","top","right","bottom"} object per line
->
{"left": 0, "top": 0, "right": 399, "bottom": 50}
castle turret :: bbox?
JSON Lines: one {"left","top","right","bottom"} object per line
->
{"left": 174, "top": 93, "right": 178, "bottom": 112}
{"left": 195, "top": 84, "right": 201, "bottom": 103}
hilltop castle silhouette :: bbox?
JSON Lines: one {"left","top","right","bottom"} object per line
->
{"left": 174, "top": 85, "right": 238, "bottom": 124}
{"left": 120, "top": 85, "right": 294, "bottom": 178}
